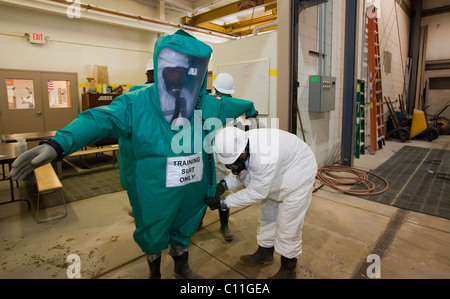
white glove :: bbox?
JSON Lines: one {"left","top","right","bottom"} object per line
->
{"left": 10, "top": 144, "right": 57, "bottom": 180}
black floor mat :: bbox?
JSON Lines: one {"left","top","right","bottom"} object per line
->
{"left": 61, "top": 168, "right": 123, "bottom": 204}
{"left": 354, "top": 146, "right": 450, "bottom": 220}
{"left": 60, "top": 155, "right": 123, "bottom": 203}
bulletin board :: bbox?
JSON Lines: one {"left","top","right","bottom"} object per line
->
{"left": 217, "top": 59, "right": 270, "bottom": 115}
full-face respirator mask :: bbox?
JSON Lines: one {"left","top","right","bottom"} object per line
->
{"left": 162, "top": 67, "right": 188, "bottom": 98}
{"left": 225, "top": 145, "right": 249, "bottom": 176}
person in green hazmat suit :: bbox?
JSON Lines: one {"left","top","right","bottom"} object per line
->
{"left": 9, "top": 29, "right": 257, "bottom": 279}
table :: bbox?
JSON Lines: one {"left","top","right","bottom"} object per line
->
{"left": 0, "top": 143, "right": 31, "bottom": 209}
{"left": 2, "top": 131, "right": 56, "bottom": 143}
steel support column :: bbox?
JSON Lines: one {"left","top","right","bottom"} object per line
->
{"left": 277, "top": 0, "right": 299, "bottom": 133}
{"left": 341, "top": 0, "right": 359, "bottom": 166}
{"left": 407, "top": 0, "right": 422, "bottom": 114}
{"left": 289, "top": 0, "right": 300, "bottom": 134}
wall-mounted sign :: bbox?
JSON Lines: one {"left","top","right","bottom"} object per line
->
{"left": 24, "top": 32, "right": 48, "bottom": 45}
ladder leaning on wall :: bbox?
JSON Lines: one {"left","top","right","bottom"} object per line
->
{"left": 366, "top": 5, "right": 385, "bottom": 154}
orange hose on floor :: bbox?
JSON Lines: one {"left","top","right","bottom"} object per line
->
{"left": 316, "top": 166, "right": 389, "bottom": 195}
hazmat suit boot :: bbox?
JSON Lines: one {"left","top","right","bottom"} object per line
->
{"left": 172, "top": 251, "right": 204, "bottom": 279}
{"left": 219, "top": 208, "right": 234, "bottom": 242}
{"left": 268, "top": 256, "right": 297, "bottom": 279}
{"left": 146, "top": 254, "right": 161, "bottom": 279}
{"left": 240, "top": 245, "right": 274, "bottom": 265}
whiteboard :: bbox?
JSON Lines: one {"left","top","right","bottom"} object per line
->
{"left": 217, "top": 59, "right": 270, "bottom": 115}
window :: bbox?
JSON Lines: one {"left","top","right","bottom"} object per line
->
{"left": 48, "top": 80, "right": 71, "bottom": 108}
{"left": 6, "top": 79, "right": 35, "bottom": 110}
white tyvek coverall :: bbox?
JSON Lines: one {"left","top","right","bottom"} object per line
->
{"left": 224, "top": 129, "right": 317, "bottom": 258}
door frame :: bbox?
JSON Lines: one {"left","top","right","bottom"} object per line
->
{"left": 0, "top": 68, "right": 79, "bottom": 135}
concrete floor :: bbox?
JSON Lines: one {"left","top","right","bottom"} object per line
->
{"left": 0, "top": 136, "right": 449, "bottom": 279}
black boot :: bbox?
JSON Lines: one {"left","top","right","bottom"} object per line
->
{"left": 172, "top": 251, "right": 204, "bottom": 279}
{"left": 240, "top": 245, "right": 274, "bottom": 265}
{"left": 219, "top": 208, "right": 234, "bottom": 242}
{"left": 268, "top": 256, "right": 297, "bottom": 279}
{"left": 146, "top": 254, "right": 161, "bottom": 279}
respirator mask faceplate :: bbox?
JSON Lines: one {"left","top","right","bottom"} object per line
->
{"left": 157, "top": 47, "right": 209, "bottom": 123}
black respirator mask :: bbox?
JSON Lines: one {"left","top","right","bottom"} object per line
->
{"left": 225, "top": 149, "right": 248, "bottom": 176}
{"left": 162, "top": 67, "right": 187, "bottom": 97}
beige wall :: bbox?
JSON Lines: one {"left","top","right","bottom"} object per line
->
{"left": 422, "top": 11, "right": 450, "bottom": 62}
{"left": 421, "top": 12, "right": 450, "bottom": 119}
{"left": 0, "top": 3, "right": 158, "bottom": 98}
{"left": 212, "top": 32, "right": 278, "bottom": 127}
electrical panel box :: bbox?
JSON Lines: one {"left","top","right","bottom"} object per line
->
{"left": 308, "top": 75, "right": 336, "bottom": 112}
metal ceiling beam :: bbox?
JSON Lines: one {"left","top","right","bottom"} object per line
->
{"left": 226, "top": 11, "right": 276, "bottom": 29}
{"left": 186, "top": 17, "right": 277, "bottom": 36}
{"left": 194, "top": 22, "right": 228, "bottom": 33}
{"left": 233, "top": 25, "right": 278, "bottom": 36}
{"left": 422, "top": 5, "right": 450, "bottom": 17}
{"left": 185, "top": 0, "right": 277, "bottom": 25}
{"left": 230, "top": 24, "right": 278, "bottom": 36}
{"left": 225, "top": 11, "right": 277, "bottom": 32}
{"left": 183, "top": 9, "right": 277, "bottom": 36}
{"left": 227, "top": 22, "right": 277, "bottom": 36}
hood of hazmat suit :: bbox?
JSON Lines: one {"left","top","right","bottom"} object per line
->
{"left": 51, "top": 29, "right": 257, "bottom": 255}
{"left": 157, "top": 47, "right": 208, "bottom": 124}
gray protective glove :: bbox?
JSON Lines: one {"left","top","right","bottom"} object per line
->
{"left": 10, "top": 144, "right": 58, "bottom": 180}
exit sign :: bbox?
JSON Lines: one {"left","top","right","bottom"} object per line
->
{"left": 26, "top": 32, "right": 47, "bottom": 44}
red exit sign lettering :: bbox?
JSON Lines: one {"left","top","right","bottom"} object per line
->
{"left": 26, "top": 32, "right": 46, "bottom": 44}
{"left": 32, "top": 33, "right": 43, "bottom": 41}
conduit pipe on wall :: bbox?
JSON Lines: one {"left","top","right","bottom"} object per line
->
{"left": 0, "top": 0, "right": 235, "bottom": 44}
{"left": 252, "top": 20, "right": 278, "bottom": 36}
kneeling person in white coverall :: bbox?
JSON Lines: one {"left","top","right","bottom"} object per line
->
{"left": 205, "top": 126, "right": 317, "bottom": 279}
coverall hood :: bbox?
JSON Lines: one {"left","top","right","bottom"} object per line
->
{"left": 154, "top": 30, "right": 212, "bottom": 124}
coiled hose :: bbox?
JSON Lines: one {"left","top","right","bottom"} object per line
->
{"left": 316, "top": 166, "right": 389, "bottom": 195}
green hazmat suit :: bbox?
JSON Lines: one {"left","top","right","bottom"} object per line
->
{"left": 52, "top": 29, "right": 257, "bottom": 254}
{"left": 128, "top": 84, "right": 149, "bottom": 92}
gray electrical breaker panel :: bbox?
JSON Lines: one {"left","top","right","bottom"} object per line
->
{"left": 308, "top": 75, "right": 336, "bottom": 112}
